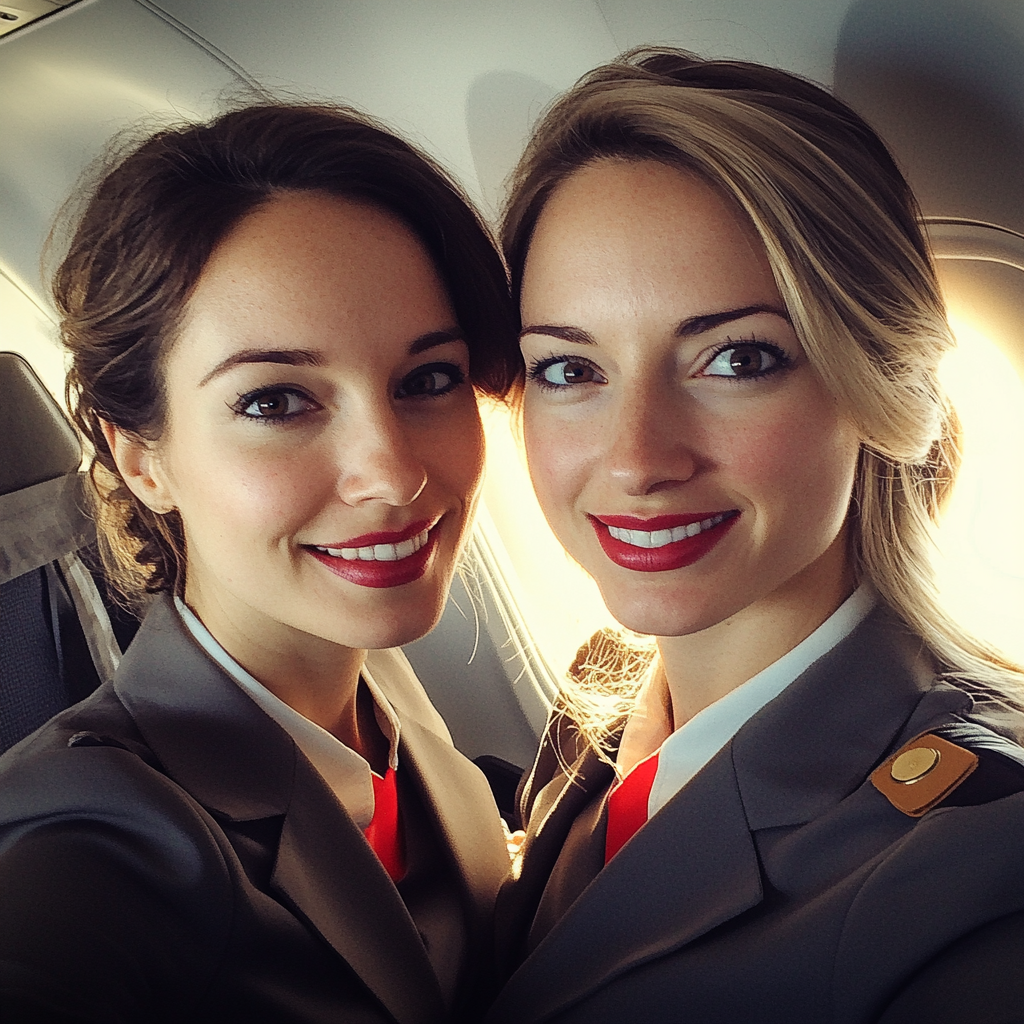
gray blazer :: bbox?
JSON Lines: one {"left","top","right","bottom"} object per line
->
{"left": 487, "top": 607, "right": 1024, "bottom": 1024}
{"left": 0, "top": 596, "right": 511, "bottom": 1024}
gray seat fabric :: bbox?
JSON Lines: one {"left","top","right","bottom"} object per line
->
{"left": 0, "top": 351, "right": 126, "bottom": 753}
{"left": 0, "top": 568, "right": 66, "bottom": 751}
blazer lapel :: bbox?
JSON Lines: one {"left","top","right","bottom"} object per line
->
{"left": 497, "top": 741, "right": 614, "bottom": 972}
{"left": 399, "top": 717, "right": 511, "bottom": 933}
{"left": 115, "top": 597, "right": 446, "bottom": 1024}
{"left": 271, "top": 753, "right": 446, "bottom": 1024}
{"left": 490, "top": 748, "right": 762, "bottom": 1024}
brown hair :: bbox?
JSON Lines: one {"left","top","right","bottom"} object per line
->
{"left": 499, "top": 47, "right": 1022, "bottom": 748}
{"left": 55, "top": 102, "right": 518, "bottom": 609}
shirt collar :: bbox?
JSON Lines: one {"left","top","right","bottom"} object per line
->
{"left": 648, "top": 582, "right": 877, "bottom": 817}
{"left": 174, "top": 596, "right": 401, "bottom": 829}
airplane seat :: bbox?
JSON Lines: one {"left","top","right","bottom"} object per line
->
{"left": 0, "top": 351, "right": 128, "bottom": 754}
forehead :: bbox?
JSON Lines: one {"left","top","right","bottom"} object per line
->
{"left": 199, "top": 191, "right": 435, "bottom": 297}
{"left": 179, "top": 190, "right": 451, "bottom": 341}
{"left": 522, "top": 159, "right": 779, "bottom": 315}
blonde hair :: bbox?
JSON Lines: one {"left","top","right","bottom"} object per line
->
{"left": 500, "top": 48, "right": 1023, "bottom": 752}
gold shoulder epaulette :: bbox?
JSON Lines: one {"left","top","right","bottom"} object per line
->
{"left": 871, "top": 732, "right": 979, "bottom": 817}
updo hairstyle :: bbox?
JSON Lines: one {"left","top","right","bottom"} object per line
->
{"left": 55, "top": 103, "right": 518, "bottom": 609}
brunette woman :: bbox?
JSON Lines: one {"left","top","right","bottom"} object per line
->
{"left": 0, "top": 103, "right": 517, "bottom": 1023}
{"left": 488, "top": 49, "right": 1024, "bottom": 1024}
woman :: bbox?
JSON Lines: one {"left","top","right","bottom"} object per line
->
{"left": 487, "top": 49, "right": 1024, "bottom": 1024}
{"left": 0, "top": 103, "right": 517, "bottom": 1023}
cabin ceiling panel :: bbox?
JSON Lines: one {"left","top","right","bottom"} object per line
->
{"left": 145, "top": 0, "right": 620, "bottom": 215}
{"left": 0, "top": 0, "right": 245, "bottom": 309}
{"left": 593, "top": 0, "right": 852, "bottom": 88}
{"left": 835, "top": 0, "right": 1024, "bottom": 235}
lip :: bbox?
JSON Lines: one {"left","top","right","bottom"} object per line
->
{"left": 589, "top": 511, "right": 739, "bottom": 572}
{"left": 317, "top": 519, "right": 434, "bottom": 549}
{"left": 306, "top": 518, "right": 440, "bottom": 589}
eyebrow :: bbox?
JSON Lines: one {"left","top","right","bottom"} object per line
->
{"left": 198, "top": 328, "right": 465, "bottom": 387}
{"left": 519, "top": 305, "right": 790, "bottom": 345}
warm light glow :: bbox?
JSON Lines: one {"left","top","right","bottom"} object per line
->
{"left": 479, "top": 316, "right": 1024, "bottom": 678}
{"left": 0, "top": 273, "right": 65, "bottom": 405}
{"left": 935, "top": 316, "right": 1024, "bottom": 665}
{"left": 478, "top": 399, "right": 618, "bottom": 677}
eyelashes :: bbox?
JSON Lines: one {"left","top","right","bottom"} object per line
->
{"left": 526, "top": 339, "right": 792, "bottom": 391}
{"left": 231, "top": 361, "right": 468, "bottom": 426}
{"left": 527, "top": 355, "right": 606, "bottom": 390}
{"left": 232, "top": 385, "right": 319, "bottom": 424}
{"left": 700, "top": 340, "right": 791, "bottom": 379}
{"left": 394, "top": 361, "right": 465, "bottom": 398}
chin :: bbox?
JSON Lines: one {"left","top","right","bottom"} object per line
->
{"left": 330, "top": 593, "right": 447, "bottom": 651}
{"left": 598, "top": 581, "right": 731, "bottom": 639}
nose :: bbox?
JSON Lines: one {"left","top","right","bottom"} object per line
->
{"left": 334, "top": 405, "right": 428, "bottom": 507}
{"left": 603, "top": 380, "right": 699, "bottom": 496}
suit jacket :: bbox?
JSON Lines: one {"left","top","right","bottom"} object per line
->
{"left": 0, "top": 596, "right": 511, "bottom": 1024}
{"left": 487, "top": 606, "right": 1024, "bottom": 1024}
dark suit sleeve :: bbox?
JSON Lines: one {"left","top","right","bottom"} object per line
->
{"left": 0, "top": 747, "right": 234, "bottom": 1023}
{"left": 876, "top": 909, "right": 1024, "bottom": 1024}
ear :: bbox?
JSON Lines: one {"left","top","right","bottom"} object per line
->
{"left": 100, "top": 420, "right": 176, "bottom": 515}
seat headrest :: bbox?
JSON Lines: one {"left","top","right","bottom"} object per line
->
{"left": 0, "top": 351, "right": 81, "bottom": 497}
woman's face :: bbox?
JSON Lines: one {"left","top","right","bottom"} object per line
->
{"left": 519, "top": 159, "right": 862, "bottom": 638}
{"left": 129, "top": 191, "right": 483, "bottom": 652}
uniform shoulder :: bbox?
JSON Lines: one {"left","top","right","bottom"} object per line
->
{"left": 871, "top": 715, "right": 1024, "bottom": 818}
{"left": 0, "top": 742, "right": 234, "bottom": 1019}
{"left": 0, "top": 678, "right": 152, "bottom": 767}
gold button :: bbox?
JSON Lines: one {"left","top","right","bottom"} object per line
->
{"left": 890, "top": 747, "right": 940, "bottom": 784}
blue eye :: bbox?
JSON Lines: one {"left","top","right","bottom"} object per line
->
{"left": 702, "top": 342, "right": 789, "bottom": 378}
{"left": 235, "top": 387, "right": 318, "bottom": 422}
{"left": 529, "top": 357, "right": 607, "bottom": 389}
{"left": 396, "top": 361, "right": 465, "bottom": 398}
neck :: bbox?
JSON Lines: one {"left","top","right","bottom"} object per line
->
{"left": 657, "top": 538, "right": 856, "bottom": 733}
{"left": 183, "top": 583, "right": 377, "bottom": 758}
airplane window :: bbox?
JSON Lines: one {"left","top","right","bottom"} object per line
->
{"left": 0, "top": 272, "right": 65, "bottom": 406}
{"left": 935, "top": 312, "right": 1024, "bottom": 664}
{"left": 478, "top": 399, "right": 619, "bottom": 681}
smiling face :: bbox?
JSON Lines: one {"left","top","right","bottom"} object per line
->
{"left": 122, "top": 190, "right": 483, "bottom": 657}
{"left": 519, "top": 159, "right": 863, "bottom": 638}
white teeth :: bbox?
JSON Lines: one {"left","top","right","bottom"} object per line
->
{"left": 315, "top": 528, "right": 429, "bottom": 562}
{"left": 607, "top": 514, "right": 731, "bottom": 549}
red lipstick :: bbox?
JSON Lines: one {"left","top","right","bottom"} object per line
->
{"left": 306, "top": 519, "right": 438, "bottom": 589}
{"left": 590, "top": 511, "right": 739, "bottom": 572}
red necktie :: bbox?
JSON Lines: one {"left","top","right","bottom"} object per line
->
{"left": 604, "top": 751, "right": 660, "bottom": 864}
{"left": 363, "top": 766, "right": 406, "bottom": 883}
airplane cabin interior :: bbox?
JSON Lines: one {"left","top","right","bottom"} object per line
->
{"left": 1, "top": 0, "right": 1022, "bottom": 804}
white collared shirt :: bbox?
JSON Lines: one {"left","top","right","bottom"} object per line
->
{"left": 174, "top": 597, "right": 401, "bottom": 830}
{"left": 647, "top": 583, "right": 877, "bottom": 818}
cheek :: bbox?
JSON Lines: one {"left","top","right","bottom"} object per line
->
{"left": 524, "top": 410, "right": 579, "bottom": 511}
{"left": 167, "top": 435, "right": 330, "bottom": 543}
{"left": 726, "top": 396, "right": 859, "bottom": 529}
{"left": 424, "top": 401, "right": 486, "bottom": 509}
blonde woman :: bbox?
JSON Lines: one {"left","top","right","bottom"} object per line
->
{"left": 487, "top": 49, "right": 1024, "bottom": 1024}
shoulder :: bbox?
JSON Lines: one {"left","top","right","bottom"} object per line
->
{"left": 0, "top": 744, "right": 234, "bottom": 1018}
{"left": 870, "top": 708, "right": 1024, "bottom": 819}
{"left": 0, "top": 713, "right": 234, "bottom": 888}
{"left": 0, "top": 721, "right": 235, "bottom": 1018}
{"left": 832, "top": 708, "right": 1024, "bottom": 1010}
{"left": 0, "top": 683, "right": 234, "bottom": 906}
